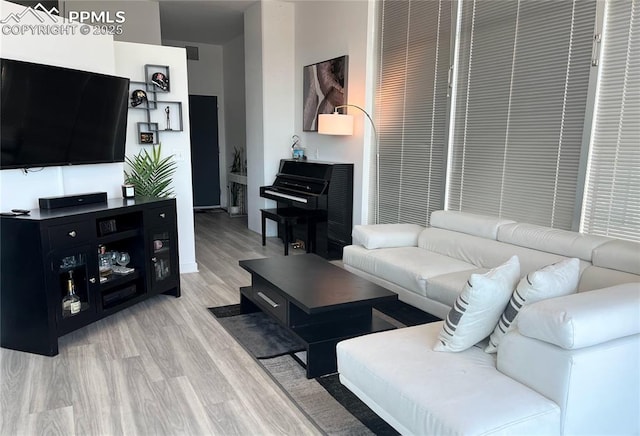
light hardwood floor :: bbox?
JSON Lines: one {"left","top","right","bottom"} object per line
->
{"left": 0, "top": 210, "right": 321, "bottom": 436}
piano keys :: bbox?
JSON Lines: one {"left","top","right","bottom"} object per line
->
{"left": 260, "top": 159, "right": 354, "bottom": 259}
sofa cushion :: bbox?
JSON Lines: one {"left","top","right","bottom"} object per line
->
{"left": 352, "top": 223, "right": 424, "bottom": 249}
{"left": 337, "top": 322, "right": 561, "bottom": 435}
{"left": 578, "top": 265, "right": 640, "bottom": 292}
{"left": 435, "top": 256, "right": 520, "bottom": 352}
{"left": 591, "top": 239, "right": 640, "bottom": 275}
{"left": 418, "top": 227, "right": 568, "bottom": 275}
{"left": 485, "top": 258, "right": 580, "bottom": 353}
{"left": 497, "top": 222, "right": 610, "bottom": 261}
{"left": 425, "top": 268, "right": 488, "bottom": 307}
{"left": 518, "top": 282, "right": 640, "bottom": 349}
{"left": 343, "top": 245, "right": 476, "bottom": 297}
{"left": 430, "top": 210, "right": 515, "bottom": 240}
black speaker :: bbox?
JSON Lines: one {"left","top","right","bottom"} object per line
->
{"left": 38, "top": 192, "right": 107, "bottom": 210}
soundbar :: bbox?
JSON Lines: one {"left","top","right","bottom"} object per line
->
{"left": 39, "top": 192, "right": 107, "bottom": 210}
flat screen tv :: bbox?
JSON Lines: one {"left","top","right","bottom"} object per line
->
{"left": 0, "top": 58, "right": 130, "bottom": 170}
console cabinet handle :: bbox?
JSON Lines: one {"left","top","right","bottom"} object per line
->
{"left": 89, "top": 277, "right": 96, "bottom": 284}
{"left": 257, "top": 291, "right": 279, "bottom": 308}
{"left": 68, "top": 230, "right": 77, "bottom": 237}
{"left": 159, "top": 213, "right": 166, "bottom": 218}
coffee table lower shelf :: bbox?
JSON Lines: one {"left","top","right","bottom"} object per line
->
{"left": 240, "top": 285, "right": 396, "bottom": 378}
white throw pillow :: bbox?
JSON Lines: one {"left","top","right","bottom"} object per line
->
{"left": 434, "top": 255, "right": 520, "bottom": 352}
{"left": 485, "top": 257, "right": 580, "bottom": 353}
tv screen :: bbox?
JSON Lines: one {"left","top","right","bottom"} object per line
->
{"left": 0, "top": 58, "right": 130, "bottom": 170}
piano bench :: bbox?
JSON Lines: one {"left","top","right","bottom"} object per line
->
{"left": 260, "top": 208, "right": 318, "bottom": 256}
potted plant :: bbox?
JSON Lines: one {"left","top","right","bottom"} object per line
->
{"left": 229, "top": 147, "right": 245, "bottom": 214}
{"left": 230, "top": 147, "right": 244, "bottom": 174}
{"left": 229, "top": 183, "right": 241, "bottom": 215}
{"left": 124, "top": 143, "right": 177, "bottom": 198}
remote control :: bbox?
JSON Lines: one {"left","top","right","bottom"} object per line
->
{"left": 11, "top": 209, "right": 30, "bottom": 214}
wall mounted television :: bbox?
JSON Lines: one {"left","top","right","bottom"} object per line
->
{"left": 0, "top": 58, "right": 130, "bottom": 170}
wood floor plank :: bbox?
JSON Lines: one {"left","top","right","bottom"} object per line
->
{"left": 0, "top": 349, "right": 34, "bottom": 435}
{"left": 26, "top": 353, "right": 73, "bottom": 414}
{"left": 24, "top": 406, "right": 75, "bottom": 436}
{"left": 151, "top": 376, "right": 218, "bottom": 435}
{"left": 65, "top": 343, "right": 123, "bottom": 436}
{"left": 1, "top": 211, "right": 320, "bottom": 435}
{"left": 113, "top": 355, "right": 170, "bottom": 435}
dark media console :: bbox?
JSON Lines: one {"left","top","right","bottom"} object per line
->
{"left": 0, "top": 197, "right": 180, "bottom": 356}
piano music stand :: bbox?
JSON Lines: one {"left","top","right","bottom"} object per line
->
{"left": 260, "top": 208, "right": 318, "bottom": 255}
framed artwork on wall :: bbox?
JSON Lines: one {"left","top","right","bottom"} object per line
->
{"left": 303, "top": 55, "right": 348, "bottom": 132}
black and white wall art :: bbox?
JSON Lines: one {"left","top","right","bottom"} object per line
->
{"left": 303, "top": 55, "right": 348, "bottom": 132}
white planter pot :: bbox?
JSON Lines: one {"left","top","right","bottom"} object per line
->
{"left": 230, "top": 206, "right": 241, "bottom": 215}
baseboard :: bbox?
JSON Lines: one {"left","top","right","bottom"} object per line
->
{"left": 179, "top": 262, "right": 198, "bottom": 274}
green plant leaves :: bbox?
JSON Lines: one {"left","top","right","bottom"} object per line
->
{"left": 124, "top": 144, "right": 177, "bottom": 198}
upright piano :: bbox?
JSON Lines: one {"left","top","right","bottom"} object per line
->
{"left": 260, "top": 159, "right": 354, "bottom": 259}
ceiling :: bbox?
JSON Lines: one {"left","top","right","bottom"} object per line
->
{"left": 157, "top": 0, "right": 258, "bottom": 45}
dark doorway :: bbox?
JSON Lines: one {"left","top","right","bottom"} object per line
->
{"left": 189, "top": 95, "right": 220, "bottom": 208}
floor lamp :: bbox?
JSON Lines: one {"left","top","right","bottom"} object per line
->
{"left": 318, "top": 104, "right": 379, "bottom": 224}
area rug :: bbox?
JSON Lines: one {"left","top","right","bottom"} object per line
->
{"left": 208, "top": 301, "right": 439, "bottom": 435}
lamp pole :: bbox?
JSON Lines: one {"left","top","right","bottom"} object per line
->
{"left": 333, "top": 104, "right": 379, "bottom": 225}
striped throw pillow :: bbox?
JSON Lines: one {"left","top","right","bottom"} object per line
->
{"left": 435, "top": 255, "right": 520, "bottom": 352}
{"left": 485, "top": 257, "right": 580, "bottom": 353}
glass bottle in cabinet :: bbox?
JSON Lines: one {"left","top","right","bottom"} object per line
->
{"left": 61, "top": 270, "right": 81, "bottom": 317}
{"left": 53, "top": 249, "right": 97, "bottom": 328}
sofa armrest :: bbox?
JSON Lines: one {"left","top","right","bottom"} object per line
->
{"left": 517, "top": 282, "right": 640, "bottom": 349}
{"left": 351, "top": 224, "right": 424, "bottom": 249}
{"left": 497, "top": 330, "right": 640, "bottom": 435}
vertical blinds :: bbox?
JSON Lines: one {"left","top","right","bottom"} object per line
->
{"left": 375, "top": 0, "right": 451, "bottom": 225}
{"left": 581, "top": 0, "right": 640, "bottom": 241}
{"left": 447, "top": 0, "right": 596, "bottom": 229}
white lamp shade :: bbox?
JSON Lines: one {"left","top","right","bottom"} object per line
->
{"left": 318, "top": 113, "right": 354, "bottom": 135}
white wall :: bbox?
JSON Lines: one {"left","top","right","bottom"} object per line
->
{"left": 0, "top": 0, "right": 123, "bottom": 209}
{"left": 244, "top": 1, "right": 295, "bottom": 234}
{"left": 114, "top": 41, "right": 197, "bottom": 273}
{"left": 294, "top": 0, "right": 373, "bottom": 226}
{"left": 163, "top": 39, "right": 229, "bottom": 207}
{"left": 223, "top": 34, "right": 247, "bottom": 205}
{"left": 244, "top": 2, "right": 266, "bottom": 232}
{"left": 61, "top": 0, "right": 161, "bottom": 45}
{"left": 242, "top": 0, "right": 373, "bottom": 233}
{"left": 0, "top": 1, "right": 196, "bottom": 273}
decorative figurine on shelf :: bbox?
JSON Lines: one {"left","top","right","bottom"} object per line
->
{"left": 165, "top": 106, "right": 172, "bottom": 130}
{"left": 291, "top": 134, "right": 305, "bottom": 160}
{"left": 152, "top": 72, "right": 169, "bottom": 91}
{"left": 140, "top": 132, "right": 154, "bottom": 144}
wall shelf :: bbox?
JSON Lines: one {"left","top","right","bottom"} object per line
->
{"left": 127, "top": 68, "right": 181, "bottom": 144}
{"left": 145, "top": 64, "right": 170, "bottom": 93}
{"left": 155, "top": 101, "right": 183, "bottom": 132}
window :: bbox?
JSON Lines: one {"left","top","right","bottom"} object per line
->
{"left": 581, "top": 0, "right": 640, "bottom": 241}
{"left": 447, "top": 0, "right": 596, "bottom": 229}
{"left": 375, "top": 0, "right": 451, "bottom": 225}
{"left": 373, "top": 0, "right": 637, "bottom": 239}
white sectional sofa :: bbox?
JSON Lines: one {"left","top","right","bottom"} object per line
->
{"left": 343, "top": 211, "right": 639, "bottom": 319}
{"left": 338, "top": 211, "right": 640, "bottom": 435}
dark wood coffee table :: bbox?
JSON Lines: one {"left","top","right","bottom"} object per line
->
{"left": 239, "top": 254, "right": 398, "bottom": 378}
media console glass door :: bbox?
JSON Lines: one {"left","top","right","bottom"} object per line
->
{"left": 49, "top": 245, "right": 99, "bottom": 335}
{"left": 146, "top": 205, "right": 179, "bottom": 295}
